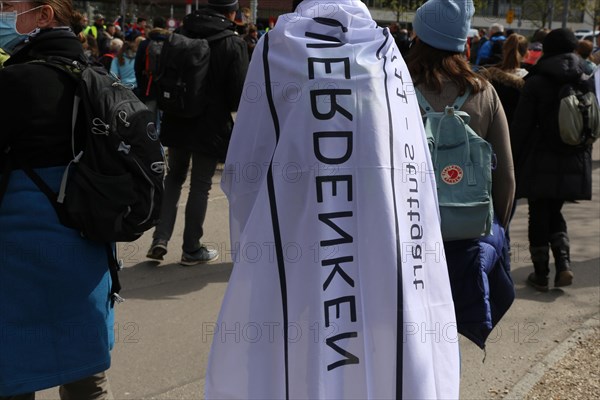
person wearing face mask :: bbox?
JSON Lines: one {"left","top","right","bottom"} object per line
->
{"left": 0, "top": 1, "right": 115, "bottom": 399}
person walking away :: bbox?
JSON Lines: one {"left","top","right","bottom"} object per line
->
{"left": 408, "top": 0, "right": 516, "bottom": 348}
{"left": 478, "top": 33, "right": 529, "bottom": 232}
{"left": 145, "top": 0, "right": 249, "bottom": 265}
{"left": 0, "top": 1, "right": 115, "bottom": 398}
{"left": 511, "top": 28, "right": 593, "bottom": 291}
{"left": 135, "top": 16, "right": 170, "bottom": 132}
{"left": 479, "top": 34, "right": 529, "bottom": 127}
{"left": 206, "top": 0, "right": 460, "bottom": 398}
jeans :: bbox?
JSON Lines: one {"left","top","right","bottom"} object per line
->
{"left": 0, "top": 372, "right": 112, "bottom": 400}
{"left": 153, "top": 147, "right": 218, "bottom": 253}
{"left": 528, "top": 199, "right": 567, "bottom": 247}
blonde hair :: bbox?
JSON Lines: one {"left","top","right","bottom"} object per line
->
{"left": 109, "top": 38, "right": 123, "bottom": 53}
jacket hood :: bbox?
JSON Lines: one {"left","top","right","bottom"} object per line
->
{"left": 147, "top": 28, "right": 171, "bottom": 41}
{"left": 181, "top": 7, "right": 237, "bottom": 39}
{"left": 529, "top": 53, "right": 585, "bottom": 84}
{"left": 6, "top": 28, "right": 86, "bottom": 66}
{"left": 480, "top": 66, "right": 526, "bottom": 90}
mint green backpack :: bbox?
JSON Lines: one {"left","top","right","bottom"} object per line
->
{"left": 416, "top": 88, "right": 494, "bottom": 241}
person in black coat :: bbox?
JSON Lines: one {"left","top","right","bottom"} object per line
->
{"left": 511, "top": 28, "right": 593, "bottom": 291}
{"left": 146, "top": 0, "right": 249, "bottom": 264}
{"left": 0, "top": 1, "right": 114, "bottom": 398}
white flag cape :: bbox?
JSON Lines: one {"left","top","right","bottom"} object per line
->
{"left": 206, "top": 1, "right": 459, "bottom": 399}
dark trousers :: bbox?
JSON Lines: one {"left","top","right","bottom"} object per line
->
{"left": 0, "top": 372, "right": 112, "bottom": 400}
{"left": 528, "top": 198, "right": 567, "bottom": 247}
{"left": 152, "top": 148, "right": 218, "bottom": 253}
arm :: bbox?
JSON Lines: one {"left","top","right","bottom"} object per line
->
{"left": 485, "top": 86, "right": 515, "bottom": 228}
{"left": 510, "top": 80, "right": 538, "bottom": 166}
{"left": 476, "top": 40, "right": 491, "bottom": 65}
{"left": 109, "top": 57, "right": 120, "bottom": 79}
{"left": 225, "top": 36, "right": 250, "bottom": 112}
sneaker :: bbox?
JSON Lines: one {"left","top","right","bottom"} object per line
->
{"left": 146, "top": 239, "right": 168, "bottom": 260}
{"left": 180, "top": 246, "right": 219, "bottom": 266}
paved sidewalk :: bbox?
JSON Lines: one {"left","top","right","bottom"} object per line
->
{"left": 459, "top": 144, "right": 600, "bottom": 400}
{"left": 35, "top": 144, "right": 599, "bottom": 400}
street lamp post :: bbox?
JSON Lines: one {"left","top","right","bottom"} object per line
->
{"left": 251, "top": 0, "right": 258, "bottom": 23}
{"left": 562, "top": 0, "right": 570, "bottom": 28}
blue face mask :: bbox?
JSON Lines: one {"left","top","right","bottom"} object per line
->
{"left": 0, "top": 11, "right": 27, "bottom": 52}
{"left": 0, "top": 5, "right": 45, "bottom": 53}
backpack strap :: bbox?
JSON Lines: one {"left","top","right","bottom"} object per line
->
{"left": 415, "top": 87, "right": 472, "bottom": 112}
{"left": 452, "top": 87, "right": 472, "bottom": 111}
{"left": 415, "top": 88, "right": 435, "bottom": 112}
{"left": 27, "top": 58, "right": 85, "bottom": 203}
{"left": 145, "top": 42, "right": 153, "bottom": 97}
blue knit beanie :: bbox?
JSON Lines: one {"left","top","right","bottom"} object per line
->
{"left": 412, "top": 0, "right": 475, "bottom": 53}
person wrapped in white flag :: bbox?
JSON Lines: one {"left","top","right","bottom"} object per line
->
{"left": 206, "top": 1, "right": 460, "bottom": 398}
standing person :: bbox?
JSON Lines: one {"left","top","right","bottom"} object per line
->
{"left": 408, "top": 0, "right": 515, "bottom": 348}
{"left": 476, "top": 23, "right": 506, "bottom": 66}
{"left": 242, "top": 24, "right": 258, "bottom": 58}
{"left": 511, "top": 28, "right": 593, "bottom": 291}
{"left": 206, "top": 0, "right": 460, "bottom": 398}
{"left": 98, "top": 21, "right": 115, "bottom": 54}
{"left": 98, "top": 37, "right": 123, "bottom": 71}
{"left": 110, "top": 29, "right": 140, "bottom": 90}
{"left": 523, "top": 28, "right": 549, "bottom": 69}
{"left": 575, "top": 39, "right": 596, "bottom": 75}
{"left": 83, "top": 13, "right": 105, "bottom": 40}
{"left": 145, "top": 0, "right": 249, "bottom": 264}
{"left": 409, "top": 3, "right": 514, "bottom": 232}
{"left": 0, "top": 1, "right": 115, "bottom": 398}
{"left": 131, "top": 16, "right": 147, "bottom": 37}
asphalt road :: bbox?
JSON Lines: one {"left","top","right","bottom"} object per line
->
{"left": 38, "top": 145, "right": 600, "bottom": 400}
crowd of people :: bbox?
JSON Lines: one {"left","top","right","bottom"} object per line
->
{"left": 0, "top": 0, "right": 597, "bottom": 398}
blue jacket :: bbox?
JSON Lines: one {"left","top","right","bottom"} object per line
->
{"left": 476, "top": 34, "right": 506, "bottom": 66}
{"left": 444, "top": 220, "right": 515, "bottom": 349}
{"left": 0, "top": 167, "right": 114, "bottom": 396}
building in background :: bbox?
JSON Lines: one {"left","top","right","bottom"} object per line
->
{"left": 75, "top": 1, "right": 599, "bottom": 37}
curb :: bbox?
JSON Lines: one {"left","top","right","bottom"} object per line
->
{"left": 503, "top": 313, "right": 600, "bottom": 399}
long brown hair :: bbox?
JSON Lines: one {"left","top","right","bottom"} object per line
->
{"left": 498, "top": 34, "right": 528, "bottom": 71}
{"left": 406, "top": 39, "right": 486, "bottom": 95}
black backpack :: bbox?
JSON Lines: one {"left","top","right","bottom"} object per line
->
{"left": 0, "top": 57, "right": 166, "bottom": 301}
{"left": 143, "top": 39, "right": 165, "bottom": 97}
{"left": 155, "top": 29, "right": 234, "bottom": 118}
